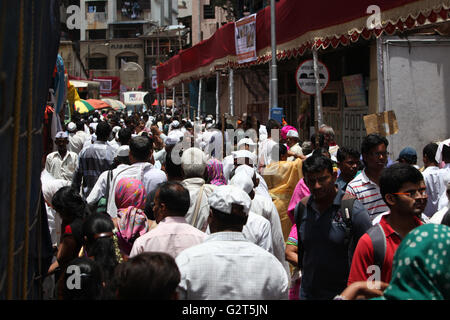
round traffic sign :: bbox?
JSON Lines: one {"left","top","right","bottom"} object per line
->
{"left": 295, "top": 59, "right": 330, "bottom": 95}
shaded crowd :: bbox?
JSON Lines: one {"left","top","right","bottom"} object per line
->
{"left": 40, "top": 108, "right": 450, "bottom": 300}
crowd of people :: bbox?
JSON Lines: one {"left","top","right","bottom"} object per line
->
{"left": 40, "top": 107, "right": 450, "bottom": 300}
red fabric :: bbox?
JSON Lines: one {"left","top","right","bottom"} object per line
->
{"left": 157, "top": 0, "right": 445, "bottom": 84}
{"left": 348, "top": 214, "right": 423, "bottom": 285}
{"left": 64, "top": 224, "right": 73, "bottom": 235}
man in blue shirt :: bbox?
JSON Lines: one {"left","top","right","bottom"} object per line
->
{"left": 295, "top": 155, "right": 372, "bottom": 300}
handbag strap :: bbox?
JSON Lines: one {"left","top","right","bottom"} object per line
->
{"left": 191, "top": 185, "right": 205, "bottom": 227}
{"left": 105, "top": 169, "right": 112, "bottom": 203}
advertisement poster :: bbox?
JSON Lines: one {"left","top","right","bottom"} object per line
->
{"left": 342, "top": 74, "right": 367, "bottom": 107}
{"left": 235, "top": 14, "right": 257, "bottom": 64}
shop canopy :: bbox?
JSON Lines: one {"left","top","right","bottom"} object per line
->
{"left": 157, "top": 0, "right": 450, "bottom": 88}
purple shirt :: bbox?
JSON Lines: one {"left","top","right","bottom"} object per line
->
{"left": 129, "top": 216, "right": 206, "bottom": 259}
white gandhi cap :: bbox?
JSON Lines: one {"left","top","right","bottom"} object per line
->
{"left": 208, "top": 185, "right": 252, "bottom": 215}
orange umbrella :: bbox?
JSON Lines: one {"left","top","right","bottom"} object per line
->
{"left": 85, "top": 99, "right": 111, "bottom": 110}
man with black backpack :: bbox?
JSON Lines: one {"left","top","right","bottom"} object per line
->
{"left": 294, "top": 155, "right": 372, "bottom": 300}
{"left": 347, "top": 163, "right": 425, "bottom": 287}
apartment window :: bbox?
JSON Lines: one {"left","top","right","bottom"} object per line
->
{"left": 88, "top": 57, "right": 107, "bottom": 70}
{"left": 88, "top": 29, "right": 107, "bottom": 40}
{"left": 87, "top": 1, "right": 106, "bottom": 13}
{"left": 204, "top": 1, "right": 215, "bottom": 19}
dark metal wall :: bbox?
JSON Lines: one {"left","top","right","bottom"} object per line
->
{"left": 0, "top": 0, "right": 61, "bottom": 299}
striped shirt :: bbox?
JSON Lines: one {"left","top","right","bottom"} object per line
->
{"left": 345, "top": 170, "right": 388, "bottom": 221}
{"left": 72, "top": 141, "right": 117, "bottom": 198}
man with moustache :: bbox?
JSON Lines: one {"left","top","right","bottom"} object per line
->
{"left": 348, "top": 163, "right": 425, "bottom": 286}
{"left": 294, "top": 155, "right": 372, "bottom": 300}
{"left": 346, "top": 134, "right": 390, "bottom": 221}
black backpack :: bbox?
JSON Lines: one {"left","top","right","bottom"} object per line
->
{"left": 294, "top": 197, "right": 386, "bottom": 270}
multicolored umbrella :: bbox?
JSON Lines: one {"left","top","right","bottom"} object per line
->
{"left": 85, "top": 99, "right": 111, "bottom": 110}
{"left": 74, "top": 99, "right": 95, "bottom": 113}
{"left": 101, "top": 98, "right": 126, "bottom": 111}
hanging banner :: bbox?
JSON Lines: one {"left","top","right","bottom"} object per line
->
{"left": 235, "top": 14, "right": 257, "bottom": 64}
{"left": 93, "top": 76, "right": 120, "bottom": 97}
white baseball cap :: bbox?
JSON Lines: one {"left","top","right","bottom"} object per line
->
{"left": 208, "top": 185, "right": 252, "bottom": 215}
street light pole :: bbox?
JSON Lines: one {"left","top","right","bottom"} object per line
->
{"left": 269, "top": 0, "right": 278, "bottom": 120}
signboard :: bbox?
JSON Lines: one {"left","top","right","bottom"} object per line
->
{"left": 234, "top": 14, "right": 257, "bottom": 64}
{"left": 363, "top": 110, "right": 399, "bottom": 136}
{"left": 151, "top": 66, "right": 158, "bottom": 90}
{"left": 295, "top": 59, "right": 330, "bottom": 95}
{"left": 123, "top": 91, "right": 148, "bottom": 106}
{"left": 94, "top": 78, "right": 112, "bottom": 94}
{"left": 342, "top": 74, "right": 367, "bottom": 107}
{"left": 92, "top": 76, "right": 120, "bottom": 97}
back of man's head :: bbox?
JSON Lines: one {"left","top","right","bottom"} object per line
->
{"left": 113, "top": 252, "right": 180, "bottom": 300}
{"left": 423, "top": 142, "right": 438, "bottom": 165}
{"left": 266, "top": 119, "right": 281, "bottom": 135}
{"left": 380, "top": 163, "right": 423, "bottom": 206}
{"left": 118, "top": 127, "right": 132, "bottom": 145}
{"left": 181, "top": 147, "right": 207, "bottom": 179}
{"left": 96, "top": 121, "right": 112, "bottom": 141}
{"left": 129, "top": 136, "right": 153, "bottom": 162}
{"left": 157, "top": 182, "right": 190, "bottom": 217}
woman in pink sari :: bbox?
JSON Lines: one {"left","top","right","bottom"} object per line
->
{"left": 114, "top": 178, "right": 152, "bottom": 260}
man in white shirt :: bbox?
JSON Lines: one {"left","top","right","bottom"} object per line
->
{"left": 175, "top": 185, "right": 289, "bottom": 300}
{"left": 130, "top": 181, "right": 206, "bottom": 258}
{"left": 68, "top": 121, "right": 90, "bottom": 154}
{"left": 286, "top": 129, "right": 303, "bottom": 161}
{"left": 232, "top": 164, "right": 289, "bottom": 277}
{"left": 258, "top": 119, "right": 280, "bottom": 173}
{"left": 437, "top": 142, "right": 450, "bottom": 210}
{"left": 86, "top": 136, "right": 167, "bottom": 218}
{"left": 45, "top": 131, "right": 78, "bottom": 182}
{"left": 228, "top": 173, "right": 273, "bottom": 253}
{"left": 421, "top": 143, "right": 443, "bottom": 217}
{"left": 180, "top": 147, "right": 217, "bottom": 232}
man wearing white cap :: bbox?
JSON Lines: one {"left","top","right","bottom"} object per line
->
{"left": 286, "top": 130, "right": 303, "bottom": 161}
{"left": 175, "top": 185, "right": 289, "bottom": 300}
{"left": 232, "top": 164, "right": 289, "bottom": 278}
{"left": 229, "top": 150, "right": 271, "bottom": 200}
{"left": 228, "top": 174, "right": 273, "bottom": 253}
{"left": 68, "top": 121, "right": 91, "bottom": 154}
{"left": 45, "top": 131, "right": 78, "bottom": 182}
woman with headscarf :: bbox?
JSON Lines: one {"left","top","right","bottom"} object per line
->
{"left": 206, "top": 158, "right": 227, "bottom": 186}
{"left": 113, "top": 177, "right": 153, "bottom": 260}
